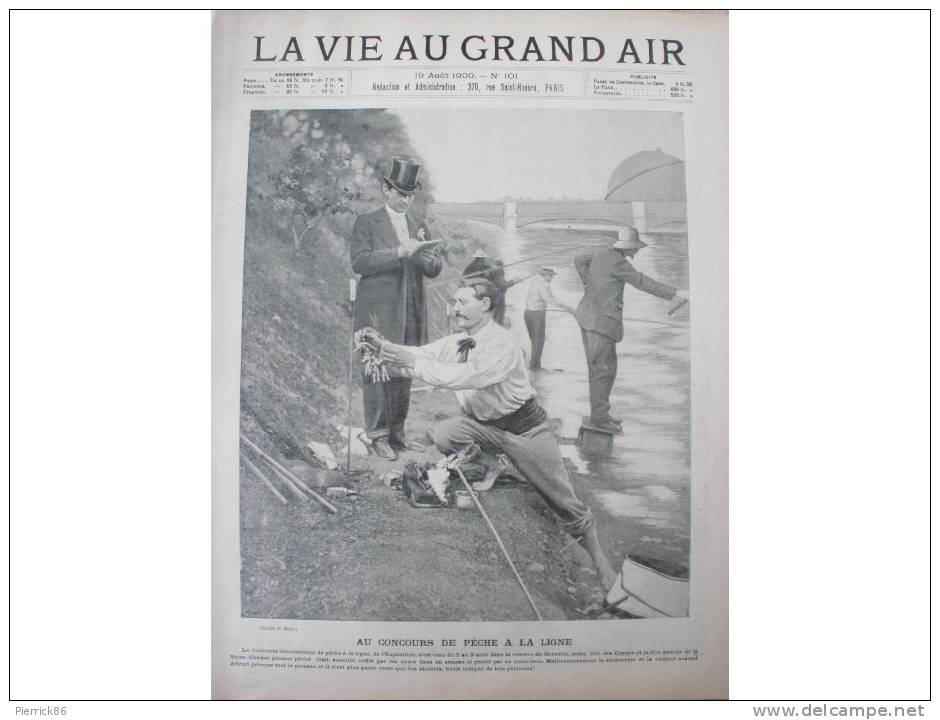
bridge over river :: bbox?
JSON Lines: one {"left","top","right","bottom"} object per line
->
{"left": 429, "top": 200, "right": 686, "bottom": 236}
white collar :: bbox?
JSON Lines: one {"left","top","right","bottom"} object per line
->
{"left": 462, "top": 317, "right": 497, "bottom": 341}
{"left": 385, "top": 204, "right": 407, "bottom": 219}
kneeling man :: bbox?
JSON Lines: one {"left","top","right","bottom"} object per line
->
{"left": 369, "top": 279, "right": 616, "bottom": 588}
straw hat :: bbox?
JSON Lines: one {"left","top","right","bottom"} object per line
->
{"left": 612, "top": 227, "right": 647, "bottom": 251}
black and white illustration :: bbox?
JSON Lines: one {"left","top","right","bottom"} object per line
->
{"left": 238, "top": 108, "right": 691, "bottom": 622}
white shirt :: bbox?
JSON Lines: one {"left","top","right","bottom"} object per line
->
{"left": 385, "top": 205, "right": 411, "bottom": 244}
{"left": 526, "top": 275, "right": 561, "bottom": 311}
{"left": 407, "top": 319, "right": 536, "bottom": 421}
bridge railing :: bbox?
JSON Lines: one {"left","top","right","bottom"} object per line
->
{"left": 429, "top": 199, "right": 685, "bottom": 232}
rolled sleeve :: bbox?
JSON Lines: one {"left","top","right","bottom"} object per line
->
{"left": 412, "top": 343, "right": 515, "bottom": 390}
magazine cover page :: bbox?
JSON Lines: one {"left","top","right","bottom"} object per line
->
{"left": 212, "top": 9, "right": 728, "bottom": 699}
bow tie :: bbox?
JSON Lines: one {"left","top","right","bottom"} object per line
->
{"left": 456, "top": 337, "right": 476, "bottom": 362}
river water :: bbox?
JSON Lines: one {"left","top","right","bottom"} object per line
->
{"left": 461, "top": 222, "right": 691, "bottom": 574}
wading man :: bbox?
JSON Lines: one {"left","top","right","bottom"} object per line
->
{"left": 363, "top": 280, "right": 616, "bottom": 588}
{"left": 349, "top": 157, "right": 442, "bottom": 461}
{"left": 524, "top": 266, "right": 575, "bottom": 371}
{"left": 575, "top": 228, "right": 687, "bottom": 433}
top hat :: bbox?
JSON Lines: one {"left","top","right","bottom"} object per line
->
{"left": 539, "top": 266, "right": 557, "bottom": 275}
{"left": 383, "top": 157, "right": 422, "bottom": 195}
{"left": 612, "top": 227, "right": 647, "bottom": 251}
{"left": 472, "top": 249, "right": 489, "bottom": 259}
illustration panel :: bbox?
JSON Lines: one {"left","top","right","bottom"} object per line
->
{"left": 238, "top": 108, "right": 690, "bottom": 622}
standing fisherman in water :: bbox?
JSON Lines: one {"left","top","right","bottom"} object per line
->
{"left": 524, "top": 266, "right": 575, "bottom": 372}
{"left": 574, "top": 228, "right": 687, "bottom": 433}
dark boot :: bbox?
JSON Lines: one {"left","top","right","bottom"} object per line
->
{"left": 372, "top": 437, "right": 397, "bottom": 461}
{"left": 390, "top": 433, "right": 426, "bottom": 452}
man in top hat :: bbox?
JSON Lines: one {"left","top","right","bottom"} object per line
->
{"left": 349, "top": 156, "right": 443, "bottom": 461}
{"left": 524, "top": 266, "right": 575, "bottom": 371}
{"left": 360, "top": 279, "right": 617, "bottom": 589}
{"left": 574, "top": 227, "right": 687, "bottom": 433}
{"left": 461, "top": 250, "right": 516, "bottom": 325}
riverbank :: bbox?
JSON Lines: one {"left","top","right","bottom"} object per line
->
{"left": 238, "top": 219, "right": 616, "bottom": 622}
{"left": 240, "top": 385, "right": 612, "bottom": 622}
{"left": 237, "top": 216, "right": 690, "bottom": 622}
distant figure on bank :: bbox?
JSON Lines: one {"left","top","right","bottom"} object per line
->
{"left": 349, "top": 156, "right": 442, "bottom": 461}
{"left": 523, "top": 266, "right": 575, "bottom": 371}
{"left": 461, "top": 250, "right": 516, "bottom": 325}
{"left": 360, "top": 280, "right": 617, "bottom": 589}
{"left": 574, "top": 228, "right": 687, "bottom": 433}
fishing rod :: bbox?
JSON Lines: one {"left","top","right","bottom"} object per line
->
{"left": 428, "top": 241, "right": 608, "bottom": 289}
{"left": 448, "top": 458, "right": 543, "bottom": 621}
{"left": 545, "top": 308, "right": 682, "bottom": 328}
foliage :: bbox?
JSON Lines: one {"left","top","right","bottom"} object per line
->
{"left": 240, "top": 109, "right": 445, "bottom": 454}
{"left": 246, "top": 109, "right": 433, "bottom": 252}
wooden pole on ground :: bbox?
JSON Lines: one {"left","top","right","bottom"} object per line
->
{"left": 240, "top": 434, "right": 338, "bottom": 513}
{"left": 261, "top": 455, "right": 312, "bottom": 501}
{"left": 242, "top": 453, "right": 289, "bottom": 504}
{"left": 242, "top": 443, "right": 307, "bottom": 501}
{"left": 254, "top": 442, "right": 337, "bottom": 512}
